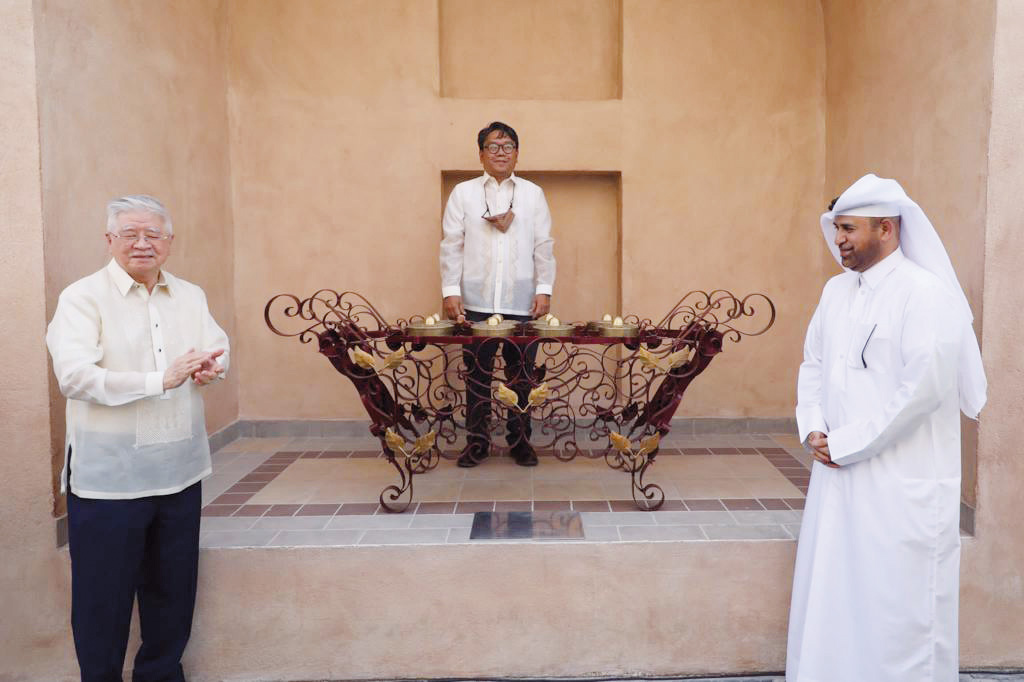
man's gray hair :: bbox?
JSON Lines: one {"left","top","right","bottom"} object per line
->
{"left": 106, "top": 195, "right": 173, "bottom": 234}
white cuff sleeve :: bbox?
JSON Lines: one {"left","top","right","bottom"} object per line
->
{"left": 441, "top": 286, "right": 462, "bottom": 299}
{"left": 535, "top": 284, "right": 553, "bottom": 296}
{"left": 796, "top": 405, "right": 828, "bottom": 445}
{"left": 824, "top": 424, "right": 873, "bottom": 467}
{"left": 145, "top": 371, "right": 165, "bottom": 397}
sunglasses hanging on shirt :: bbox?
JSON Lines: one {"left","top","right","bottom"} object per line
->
{"left": 482, "top": 183, "right": 515, "bottom": 233}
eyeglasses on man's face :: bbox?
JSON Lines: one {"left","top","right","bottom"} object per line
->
{"left": 111, "top": 229, "right": 172, "bottom": 244}
{"left": 483, "top": 142, "right": 517, "bottom": 155}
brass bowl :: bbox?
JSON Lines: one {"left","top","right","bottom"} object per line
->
{"left": 470, "top": 321, "right": 517, "bottom": 337}
{"left": 405, "top": 321, "right": 456, "bottom": 336}
{"left": 599, "top": 323, "right": 639, "bottom": 338}
{"left": 534, "top": 324, "right": 577, "bottom": 337}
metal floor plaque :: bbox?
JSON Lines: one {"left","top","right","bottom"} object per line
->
{"left": 469, "top": 511, "right": 584, "bottom": 540}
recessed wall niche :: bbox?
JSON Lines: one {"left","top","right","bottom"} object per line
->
{"left": 442, "top": 171, "right": 621, "bottom": 323}
{"left": 439, "top": 0, "right": 622, "bottom": 100}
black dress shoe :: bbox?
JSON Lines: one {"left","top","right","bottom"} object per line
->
{"left": 511, "top": 442, "right": 538, "bottom": 467}
{"left": 457, "top": 444, "right": 489, "bottom": 468}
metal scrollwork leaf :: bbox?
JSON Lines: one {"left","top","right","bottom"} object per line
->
{"left": 494, "top": 383, "right": 519, "bottom": 409}
{"left": 411, "top": 430, "right": 436, "bottom": 455}
{"left": 410, "top": 403, "right": 428, "bottom": 423}
{"left": 384, "top": 428, "right": 405, "bottom": 453}
{"left": 665, "top": 347, "right": 692, "bottom": 369}
{"left": 635, "top": 346, "right": 659, "bottom": 371}
{"left": 637, "top": 433, "right": 661, "bottom": 456}
{"left": 376, "top": 346, "right": 407, "bottom": 372}
{"left": 527, "top": 383, "right": 550, "bottom": 408}
{"left": 609, "top": 431, "right": 632, "bottom": 453}
{"left": 351, "top": 346, "right": 376, "bottom": 370}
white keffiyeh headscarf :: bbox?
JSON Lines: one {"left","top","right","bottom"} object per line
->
{"left": 820, "top": 173, "right": 987, "bottom": 419}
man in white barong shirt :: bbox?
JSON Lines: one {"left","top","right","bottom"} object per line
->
{"left": 787, "top": 173, "right": 986, "bottom": 682}
{"left": 46, "top": 195, "right": 229, "bottom": 682}
{"left": 440, "top": 121, "right": 556, "bottom": 467}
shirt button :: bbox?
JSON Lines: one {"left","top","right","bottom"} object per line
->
{"left": 158, "top": 348, "right": 162, "bottom": 353}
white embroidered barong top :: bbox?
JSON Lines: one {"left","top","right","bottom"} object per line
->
{"left": 46, "top": 259, "right": 230, "bottom": 499}
{"left": 440, "top": 173, "right": 555, "bottom": 315}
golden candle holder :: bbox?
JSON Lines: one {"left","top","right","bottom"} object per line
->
{"left": 598, "top": 322, "right": 639, "bottom": 338}
{"left": 534, "top": 323, "right": 577, "bottom": 337}
{"left": 470, "top": 321, "right": 517, "bottom": 337}
{"left": 405, "top": 320, "right": 456, "bottom": 336}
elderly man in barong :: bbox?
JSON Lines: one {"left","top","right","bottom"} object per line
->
{"left": 47, "top": 195, "right": 229, "bottom": 682}
{"left": 786, "top": 173, "right": 987, "bottom": 682}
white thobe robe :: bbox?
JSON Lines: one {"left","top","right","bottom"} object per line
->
{"left": 788, "top": 249, "right": 964, "bottom": 682}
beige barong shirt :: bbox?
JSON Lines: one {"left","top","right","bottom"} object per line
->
{"left": 46, "top": 259, "right": 230, "bottom": 499}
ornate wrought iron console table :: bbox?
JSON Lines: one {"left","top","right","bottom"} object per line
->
{"left": 265, "top": 290, "right": 774, "bottom": 512}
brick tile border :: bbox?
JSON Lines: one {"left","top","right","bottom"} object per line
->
{"left": 203, "top": 438, "right": 809, "bottom": 523}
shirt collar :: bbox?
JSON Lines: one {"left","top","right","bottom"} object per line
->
{"left": 106, "top": 258, "right": 172, "bottom": 297}
{"left": 859, "top": 247, "right": 905, "bottom": 290}
{"left": 482, "top": 171, "right": 517, "bottom": 188}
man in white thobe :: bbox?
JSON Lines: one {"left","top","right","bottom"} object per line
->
{"left": 787, "top": 174, "right": 987, "bottom": 682}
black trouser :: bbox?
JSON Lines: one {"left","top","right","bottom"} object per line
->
{"left": 463, "top": 310, "right": 538, "bottom": 451}
{"left": 67, "top": 455, "right": 201, "bottom": 682}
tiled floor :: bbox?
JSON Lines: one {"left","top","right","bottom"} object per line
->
{"left": 200, "top": 433, "right": 811, "bottom": 548}
{"left": 298, "top": 674, "right": 1024, "bottom": 682}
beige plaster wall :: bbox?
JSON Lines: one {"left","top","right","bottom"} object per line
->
{"left": 228, "top": 0, "right": 444, "bottom": 419}
{"left": 0, "top": 1, "right": 76, "bottom": 678}
{"left": 234, "top": 0, "right": 827, "bottom": 421}
{"left": 821, "top": 0, "right": 995, "bottom": 508}
{"left": 179, "top": 542, "right": 796, "bottom": 681}
{"left": 439, "top": 0, "right": 622, "bottom": 100}
{"left": 961, "top": 0, "right": 1024, "bottom": 666}
{"left": 34, "top": 0, "right": 239, "bottom": 507}
{"left": 619, "top": 0, "right": 826, "bottom": 418}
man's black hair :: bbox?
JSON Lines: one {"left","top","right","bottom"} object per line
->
{"left": 477, "top": 121, "right": 519, "bottom": 150}
{"left": 828, "top": 196, "right": 840, "bottom": 211}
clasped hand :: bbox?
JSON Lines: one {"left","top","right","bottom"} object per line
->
{"left": 807, "top": 431, "right": 839, "bottom": 468}
{"left": 163, "top": 348, "right": 226, "bottom": 391}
